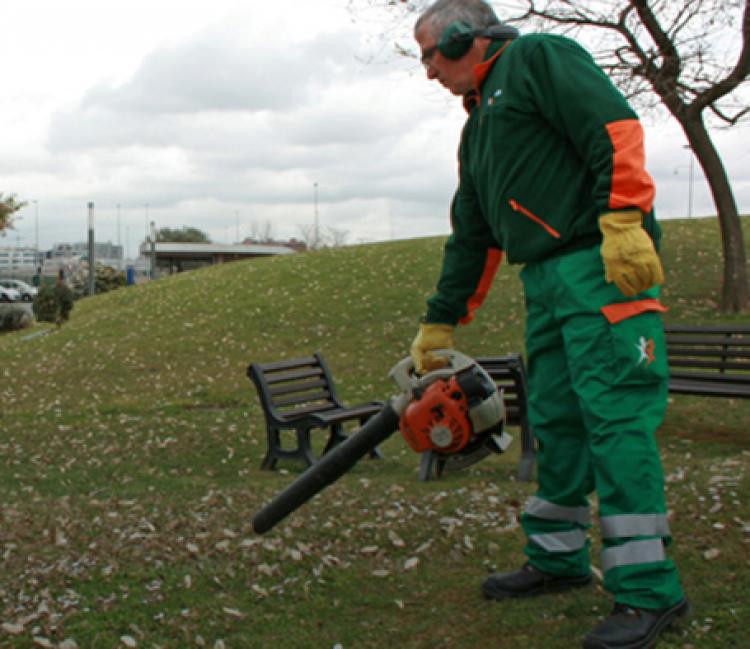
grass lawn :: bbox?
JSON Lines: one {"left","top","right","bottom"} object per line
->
{"left": 0, "top": 217, "right": 748, "bottom": 648}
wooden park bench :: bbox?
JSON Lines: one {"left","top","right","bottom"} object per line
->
{"left": 419, "top": 353, "right": 535, "bottom": 482}
{"left": 664, "top": 324, "right": 750, "bottom": 399}
{"left": 247, "top": 353, "right": 384, "bottom": 470}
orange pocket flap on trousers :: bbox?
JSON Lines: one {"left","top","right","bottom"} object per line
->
{"left": 600, "top": 298, "right": 668, "bottom": 324}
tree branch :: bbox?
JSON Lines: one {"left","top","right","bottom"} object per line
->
{"left": 690, "top": 1, "right": 750, "bottom": 111}
{"left": 630, "top": 0, "right": 682, "bottom": 79}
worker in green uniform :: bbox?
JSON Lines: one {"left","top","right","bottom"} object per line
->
{"left": 409, "top": 1, "right": 689, "bottom": 647}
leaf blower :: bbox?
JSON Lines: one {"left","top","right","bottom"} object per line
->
{"left": 251, "top": 350, "right": 511, "bottom": 534}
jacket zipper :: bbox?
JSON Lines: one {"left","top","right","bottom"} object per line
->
{"left": 509, "top": 199, "right": 561, "bottom": 239}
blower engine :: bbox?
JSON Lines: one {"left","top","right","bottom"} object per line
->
{"left": 252, "top": 350, "right": 512, "bottom": 534}
{"left": 392, "top": 350, "right": 509, "bottom": 458}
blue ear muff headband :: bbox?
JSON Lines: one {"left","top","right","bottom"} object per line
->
{"left": 437, "top": 20, "right": 519, "bottom": 60}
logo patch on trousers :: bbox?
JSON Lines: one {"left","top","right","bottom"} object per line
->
{"left": 635, "top": 336, "right": 656, "bottom": 366}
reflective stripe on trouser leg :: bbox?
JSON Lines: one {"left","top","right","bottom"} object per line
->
{"left": 600, "top": 514, "right": 671, "bottom": 539}
{"left": 598, "top": 512, "right": 681, "bottom": 608}
{"left": 526, "top": 496, "right": 592, "bottom": 527}
{"left": 525, "top": 498, "right": 590, "bottom": 554}
{"left": 529, "top": 529, "right": 588, "bottom": 553}
{"left": 601, "top": 539, "right": 665, "bottom": 573}
{"left": 520, "top": 273, "right": 593, "bottom": 578}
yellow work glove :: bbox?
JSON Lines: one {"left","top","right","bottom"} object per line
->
{"left": 410, "top": 323, "right": 454, "bottom": 375}
{"left": 599, "top": 210, "right": 664, "bottom": 297}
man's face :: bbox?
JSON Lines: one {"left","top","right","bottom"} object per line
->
{"left": 415, "top": 22, "right": 486, "bottom": 96}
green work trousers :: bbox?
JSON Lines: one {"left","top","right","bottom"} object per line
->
{"left": 518, "top": 245, "right": 684, "bottom": 610}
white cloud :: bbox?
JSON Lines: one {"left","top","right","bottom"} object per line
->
{"left": 1, "top": 0, "right": 747, "bottom": 258}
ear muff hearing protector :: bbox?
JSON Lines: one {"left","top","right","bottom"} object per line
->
{"left": 437, "top": 20, "right": 520, "bottom": 60}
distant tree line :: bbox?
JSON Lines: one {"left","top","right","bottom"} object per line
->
{"left": 155, "top": 227, "right": 211, "bottom": 243}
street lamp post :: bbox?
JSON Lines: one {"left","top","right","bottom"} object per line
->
{"left": 33, "top": 200, "right": 39, "bottom": 253}
{"left": 117, "top": 203, "right": 122, "bottom": 270}
{"left": 313, "top": 182, "right": 319, "bottom": 249}
{"left": 88, "top": 202, "right": 96, "bottom": 296}
{"left": 31, "top": 199, "right": 41, "bottom": 275}
{"left": 150, "top": 221, "right": 156, "bottom": 280}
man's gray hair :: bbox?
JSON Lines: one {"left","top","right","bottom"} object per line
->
{"left": 415, "top": 0, "right": 500, "bottom": 38}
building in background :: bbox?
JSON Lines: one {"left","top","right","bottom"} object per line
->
{"left": 50, "top": 241, "right": 124, "bottom": 268}
{"left": 0, "top": 247, "right": 38, "bottom": 272}
{"left": 0, "top": 239, "right": 292, "bottom": 284}
{"left": 141, "top": 241, "right": 297, "bottom": 276}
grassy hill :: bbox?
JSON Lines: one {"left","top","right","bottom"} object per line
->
{"left": 0, "top": 217, "right": 748, "bottom": 648}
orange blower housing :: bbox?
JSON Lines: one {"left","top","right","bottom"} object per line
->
{"left": 400, "top": 375, "right": 473, "bottom": 454}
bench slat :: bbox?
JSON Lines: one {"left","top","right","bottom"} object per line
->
{"left": 263, "top": 367, "right": 325, "bottom": 385}
{"left": 274, "top": 402, "right": 339, "bottom": 420}
{"left": 667, "top": 338, "right": 750, "bottom": 357}
{"left": 664, "top": 325, "right": 750, "bottom": 335}
{"left": 273, "top": 390, "right": 334, "bottom": 409}
{"left": 668, "top": 359, "right": 750, "bottom": 372}
{"left": 669, "top": 370, "right": 750, "bottom": 384}
{"left": 268, "top": 378, "right": 329, "bottom": 398}
{"left": 255, "top": 356, "right": 319, "bottom": 372}
{"left": 669, "top": 379, "right": 750, "bottom": 398}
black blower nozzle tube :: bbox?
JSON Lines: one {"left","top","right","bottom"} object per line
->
{"left": 252, "top": 403, "right": 400, "bottom": 535}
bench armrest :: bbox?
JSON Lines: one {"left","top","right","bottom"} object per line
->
{"left": 307, "top": 402, "right": 385, "bottom": 427}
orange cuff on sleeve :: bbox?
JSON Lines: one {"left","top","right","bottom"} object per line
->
{"left": 459, "top": 248, "right": 503, "bottom": 325}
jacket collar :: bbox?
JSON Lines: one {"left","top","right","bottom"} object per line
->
{"left": 463, "top": 39, "right": 511, "bottom": 112}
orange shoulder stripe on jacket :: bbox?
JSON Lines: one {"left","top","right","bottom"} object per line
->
{"left": 605, "top": 119, "right": 655, "bottom": 214}
{"left": 459, "top": 248, "right": 504, "bottom": 325}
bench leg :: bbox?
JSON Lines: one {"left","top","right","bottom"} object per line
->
{"left": 517, "top": 417, "right": 536, "bottom": 482}
{"left": 435, "top": 456, "right": 447, "bottom": 478}
{"left": 419, "top": 452, "right": 437, "bottom": 481}
{"left": 260, "top": 428, "right": 280, "bottom": 470}
{"left": 260, "top": 426, "right": 317, "bottom": 470}
{"left": 359, "top": 416, "right": 384, "bottom": 460}
{"left": 296, "top": 427, "right": 317, "bottom": 468}
{"left": 322, "top": 424, "right": 348, "bottom": 455}
{"left": 418, "top": 451, "right": 450, "bottom": 481}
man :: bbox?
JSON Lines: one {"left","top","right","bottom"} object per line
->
{"left": 409, "top": 1, "right": 689, "bottom": 647}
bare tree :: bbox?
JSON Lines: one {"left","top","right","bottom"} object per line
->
{"left": 297, "top": 223, "right": 321, "bottom": 250}
{"left": 247, "top": 220, "right": 276, "bottom": 243}
{"left": 353, "top": 0, "right": 750, "bottom": 312}
{"left": 296, "top": 224, "right": 350, "bottom": 249}
{"left": 326, "top": 226, "right": 350, "bottom": 247}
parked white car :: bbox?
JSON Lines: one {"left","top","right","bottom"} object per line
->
{"left": 0, "top": 279, "right": 37, "bottom": 302}
{"left": 0, "top": 285, "right": 21, "bottom": 302}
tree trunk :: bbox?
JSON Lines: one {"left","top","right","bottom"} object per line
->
{"left": 679, "top": 115, "right": 749, "bottom": 313}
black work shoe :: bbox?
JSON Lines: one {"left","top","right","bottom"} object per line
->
{"left": 582, "top": 598, "right": 690, "bottom": 649}
{"left": 482, "top": 562, "right": 592, "bottom": 600}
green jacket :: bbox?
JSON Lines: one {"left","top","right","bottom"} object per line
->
{"left": 426, "top": 34, "right": 661, "bottom": 325}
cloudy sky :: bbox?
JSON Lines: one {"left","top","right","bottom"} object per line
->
{"left": 1, "top": 0, "right": 748, "bottom": 259}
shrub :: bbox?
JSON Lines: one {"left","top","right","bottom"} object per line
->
{"left": 70, "top": 262, "right": 127, "bottom": 299}
{"left": 0, "top": 305, "right": 32, "bottom": 332}
{"left": 33, "top": 283, "right": 74, "bottom": 325}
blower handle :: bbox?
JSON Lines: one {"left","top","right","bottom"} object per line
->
{"left": 252, "top": 402, "right": 402, "bottom": 535}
